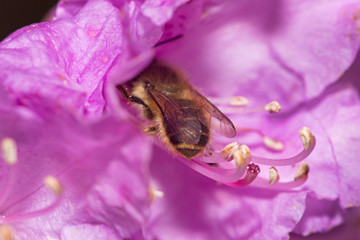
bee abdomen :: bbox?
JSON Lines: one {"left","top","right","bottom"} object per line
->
{"left": 167, "top": 119, "right": 210, "bottom": 159}
{"left": 164, "top": 99, "right": 211, "bottom": 159}
{"left": 175, "top": 144, "right": 205, "bottom": 159}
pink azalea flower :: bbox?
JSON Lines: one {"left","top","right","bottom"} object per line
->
{"left": 0, "top": 0, "right": 360, "bottom": 239}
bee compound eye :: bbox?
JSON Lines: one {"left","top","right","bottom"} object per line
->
{"left": 145, "top": 81, "right": 152, "bottom": 90}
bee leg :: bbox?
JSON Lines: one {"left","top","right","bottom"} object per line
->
{"left": 144, "top": 126, "right": 158, "bottom": 134}
{"left": 116, "top": 84, "right": 130, "bottom": 99}
{"left": 203, "top": 146, "right": 215, "bottom": 157}
{"left": 127, "top": 97, "right": 154, "bottom": 120}
{"left": 207, "top": 163, "right": 218, "bottom": 167}
{"left": 116, "top": 84, "right": 154, "bottom": 119}
{"left": 117, "top": 84, "right": 146, "bottom": 105}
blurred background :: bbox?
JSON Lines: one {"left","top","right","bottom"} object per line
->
{"left": 0, "top": 0, "right": 58, "bottom": 40}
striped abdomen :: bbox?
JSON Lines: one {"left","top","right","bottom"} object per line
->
{"left": 164, "top": 99, "right": 210, "bottom": 159}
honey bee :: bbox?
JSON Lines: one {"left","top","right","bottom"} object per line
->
{"left": 117, "top": 60, "right": 236, "bottom": 159}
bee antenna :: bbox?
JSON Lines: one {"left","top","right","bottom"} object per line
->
{"left": 153, "top": 35, "right": 183, "bottom": 48}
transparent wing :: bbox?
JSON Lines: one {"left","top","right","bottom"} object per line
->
{"left": 191, "top": 88, "right": 236, "bottom": 138}
{"left": 147, "top": 87, "right": 205, "bottom": 144}
{"left": 147, "top": 83, "right": 236, "bottom": 139}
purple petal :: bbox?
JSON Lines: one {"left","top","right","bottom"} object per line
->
{"left": 158, "top": 0, "right": 204, "bottom": 41}
{"left": 311, "top": 74, "right": 360, "bottom": 208}
{"left": 141, "top": 0, "right": 189, "bottom": 26}
{"left": 60, "top": 224, "right": 121, "bottom": 240}
{"left": 0, "top": 0, "right": 144, "bottom": 119}
{"left": 155, "top": 0, "right": 360, "bottom": 109}
{"left": 291, "top": 207, "right": 360, "bottom": 240}
{"left": 56, "top": 0, "right": 88, "bottom": 18}
{"left": 0, "top": 91, "right": 151, "bottom": 239}
{"left": 270, "top": 1, "right": 360, "bottom": 99}
{"left": 293, "top": 195, "right": 344, "bottom": 235}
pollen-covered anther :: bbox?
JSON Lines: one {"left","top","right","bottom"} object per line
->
{"left": 230, "top": 96, "right": 249, "bottom": 107}
{"left": 264, "top": 101, "right": 281, "bottom": 113}
{"left": 235, "top": 145, "right": 251, "bottom": 168}
{"left": 149, "top": 187, "right": 164, "bottom": 201}
{"left": 1, "top": 138, "right": 17, "bottom": 165}
{"left": 221, "top": 142, "right": 240, "bottom": 159}
{"left": 44, "top": 176, "right": 62, "bottom": 196}
{"left": 269, "top": 167, "right": 279, "bottom": 185}
{"left": 0, "top": 138, "right": 18, "bottom": 208}
{"left": 0, "top": 225, "right": 13, "bottom": 240}
{"left": 233, "top": 145, "right": 251, "bottom": 169}
{"left": 294, "top": 162, "right": 310, "bottom": 180}
{"left": 299, "top": 127, "right": 314, "bottom": 150}
{"left": 263, "top": 136, "right": 284, "bottom": 151}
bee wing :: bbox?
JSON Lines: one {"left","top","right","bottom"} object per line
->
{"left": 147, "top": 85, "right": 236, "bottom": 139}
{"left": 147, "top": 87, "right": 202, "bottom": 143}
{"left": 191, "top": 88, "right": 237, "bottom": 138}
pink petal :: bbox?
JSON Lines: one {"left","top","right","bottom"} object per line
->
{"left": 0, "top": 0, "right": 145, "bottom": 119}
{"left": 0, "top": 92, "right": 151, "bottom": 239}
{"left": 155, "top": 0, "right": 360, "bottom": 109}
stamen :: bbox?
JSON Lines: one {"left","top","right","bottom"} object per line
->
{"left": 208, "top": 96, "right": 249, "bottom": 107}
{"left": 252, "top": 127, "right": 316, "bottom": 166}
{"left": 263, "top": 136, "right": 284, "bottom": 151}
{"left": 251, "top": 163, "right": 310, "bottom": 190}
{"left": 221, "top": 142, "right": 239, "bottom": 160}
{"left": 179, "top": 157, "right": 248, "bottom": 183}
{"left": 44, "top": 176, "right": 62, "bottom": 196}
{"left": 264, "top": 101, "right": 281, "bottom": 113}
{"left": 0, "top": 225, "right": 13, "bottom": 240}
{"left": 233, "top": 145, "right": 251, "bottom": 169}
{"left": 222, "top": 163, "right": 260, "bottom": 187}
{"left": 2, "top": 176, "right": 63, "bottom": 224}
{"left": 190, "top": 126, "right": 314, "bottom": 188}
{"left": 195, "top": 143, "right": 251, "bottom": 173}
{"left": 294, "top": 162, "right": 310, "bottom": 180}
{"left": 269, "top": 167, "right": 279, "bottom": 185}
{"left": 1, "top": 138, "right": 17, "bottom": 165}
{"left": 149, "top": 187, "right": 164, "bottom": 201}
{"left": 252, "top": 175, "right": 308, "bottom": 190}
{"left": 0, "top": 138, "right": 18, "bottom": 208}
{"left": 299, "top": 127, "right": 313, "bottom": 150}
{"left": 236, "top": 128, "right": 284, "bottom": 151}
{"left": 230, "top": 96, "right": 249, "bottom": 107}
